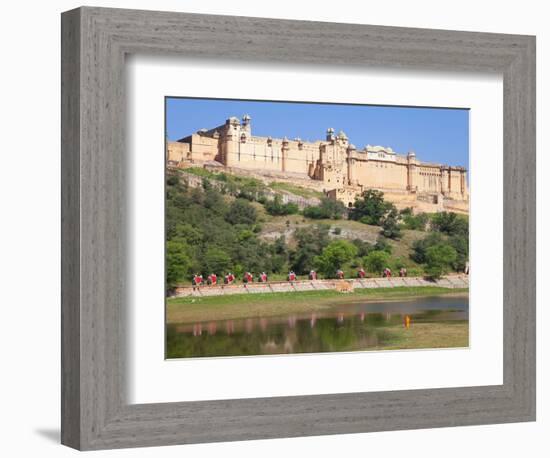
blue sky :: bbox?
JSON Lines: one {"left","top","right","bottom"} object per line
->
{"left": 166, "top": 97, "right": 469, "bottom": 168}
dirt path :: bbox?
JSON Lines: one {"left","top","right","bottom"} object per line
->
{"left": 171, "top": 274, "right": 469, "bottom": 298}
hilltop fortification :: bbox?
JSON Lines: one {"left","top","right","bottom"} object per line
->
{"left": 167, "top": 115, "right": 469, "bottom": 214}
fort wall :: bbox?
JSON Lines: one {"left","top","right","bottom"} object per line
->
{"left": 166, "top": 141, "right": 190, "bottom": 165}
{"left": 351, "top": 159, "right": 409, "bottom": 190}
{"left": 167, "top": 115, "right": 469, "bottom": 212}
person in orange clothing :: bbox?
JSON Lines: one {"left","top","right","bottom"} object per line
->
{"left": 404, "top": 315, "right": 411, "bottom": 329}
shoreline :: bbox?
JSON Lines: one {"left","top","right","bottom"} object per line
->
{"left": 167, "top": 286, "right": 469, "bottom": 325}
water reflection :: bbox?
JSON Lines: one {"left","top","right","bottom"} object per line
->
{"left": 166, "top": 296, "right": 468, "bottom": 358}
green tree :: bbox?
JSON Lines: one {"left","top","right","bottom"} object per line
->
{"left": 167, "top": 175, "right": 179, "bottom": 186}
{"left": 230, "top": 239, "right": 267, "bottom": 273}
{"left": 169, "top": 223, "right": 203, "bottom": 245}
{"left": 273, "top": 235, "right": 286, "bottom": 253}
{"left": 351, "top": 239, "right": 374, "bottom": 257}
{"left": 374, "top": 237, "right": 393, "bottom": 254}
{"left": 411, "top": 232, "right": 444, "bottom": 264}
{"left": 381, "top": 208, "right": 402, "bottom": 239}
{"left": 392, "top": 257, "right": 407, "bottom": 270}
{"left": 449, "top": 234, "right": 469, "bottom": 272}
{"left": 201, "top": 177, "right": 212, "bottom": 191}
{"left": 303, "top": 197, "right": 346, "bottom": 220}
{"left": 268, "top": 236, "right": 289, "bottom": 273}
{"left": 166, "top": 240, "right": 191, "bottom": 288}
{"left": 237, "top": 229, "right": 255, "bottom": 242}
{"left": 302, "top": 205, "right": 324, "bottom": 219}
{"left": 225, "top": 198, "right": 257, "bottom": 225}
{"left": 203, "top": 188, "right": 226, "bottom": 214}
{"left": 237, "top": 178, "right": 265, "bottom": 201}
{"left": 364, "top": 250, "right": 390, "bottom": 274}
{"left": 290, "top": 224, "right": 331, "bottom": 274}
{"left": 265, "top": 195, "right": 284, "bottom": 215}
{"left": 349, "top": 190, "right": 392, "bottom": 225}
{"left": 189, "top": 187, "right": 205, "bottom": 205}
{"left": 314, "top": 240, "right": 358, "bottom": 278}
{"left": 431, "top": 212, "right": 469, "bottom": 237}
{"left": 285, "top": 202, "right": 300, "bottom": 215}
{"left": 203, "top": 247, "right": 232, "bottom": 274}
{"left": 264, "top": 195, "right": 299, "bottom": 216}
{"left": 425, "top": 244, "right": 457, "bottom": 279}
{"left": 400, "top": 208, "right": 428, "bottom": 231}
{"left": 319, "top": 198, "right": 346, "bottom": 219}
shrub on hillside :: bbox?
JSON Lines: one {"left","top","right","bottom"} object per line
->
{"left": 411, "top": 232, "right": 445, "bottom": 264}
{"left": 290, "top": 224, "right": 331, "bottom": 275}
{"left": 430, "top": 212, "right": 469, "bottom": 237}
{"left": 225, "top": 199, "right": 257, "bottom": 225}
{"left": 349, "top": 190, "right": 394, "bottom": 226}
{"left": 425, "top": 244, "right": 458, "bottom": 279}
{"left": 351, "top": 239, "right": 374, "bottom": 257}
{"left": 381, "top": 208, "right": 402, "bottom": 239}
{"left": 167, "top": 175, "right": 179, "bottom": 186}
{"left": 166, "top": 239, "right": 191, "bottom": 288}
{"left": 400, "top": 208, "right": 429, "bottom": 231}
{"left": 303, "top": 197, "right": 346, "bottom": 220}
{"left": 203, "top": 247, "right": 232, "bottom": 275}
{"left": 264, "top": 195, "right": 299, "bottom": 216}
{"left": 314, "top": 240, "right": 358, "bottom": 278}
{"left": 374, "top": 237, "right": 393, "bottom": 254}
{"left": 364, "top": 250, "right": 390, "bottom": 274}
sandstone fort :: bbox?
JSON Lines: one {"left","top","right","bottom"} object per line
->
{"left": 167, "top": 115, "right": 469, "bottom": 214}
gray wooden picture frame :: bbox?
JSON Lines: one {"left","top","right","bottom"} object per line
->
{"left": 61, "top": 6, "right": 536, "bottom": 451}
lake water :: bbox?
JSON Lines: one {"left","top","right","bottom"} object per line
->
{"left": 166, "top": 295, "right": 469, "bottom": 359}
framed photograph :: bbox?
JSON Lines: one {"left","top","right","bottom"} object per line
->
{"left": 164, "top": 97, "right": 471, "bottom": 359}
{"left": 61, "top": 6, "right": 536, "bottom": 450}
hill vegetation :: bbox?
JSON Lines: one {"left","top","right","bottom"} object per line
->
{"left": 166, "top": 170, "right": 469, "bottom": 288}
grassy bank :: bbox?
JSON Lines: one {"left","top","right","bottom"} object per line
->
{"left": 166, "top": 286, "right": 468, "bottom": 324}
{"left": 377, "top": 321, "right": 468, "bottom": 350}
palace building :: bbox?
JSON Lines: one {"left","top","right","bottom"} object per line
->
{"left": 167, "top": 115, "right": 469, "bottom": 213}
